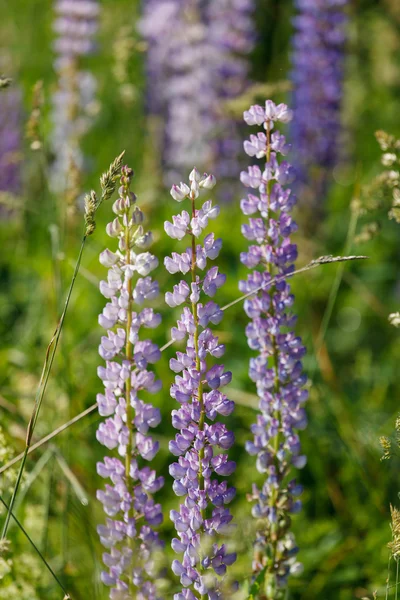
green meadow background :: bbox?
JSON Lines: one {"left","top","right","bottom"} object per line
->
{"left": 1, "top": 0, "right": 400, "bottom": 598}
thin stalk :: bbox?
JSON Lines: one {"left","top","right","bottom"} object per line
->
{"left": 55, "top": 449, "right": 89, "bottom": 505}
{"left": 396, "top": 559, "right": 399, "bottom": 600}
{"left": 0, "top": 495, "right": 71, "bottom": 598}
{"left": 219, "top": 255, "right": 368, "bottom": 314}
{"left": 12, "top": 447, "right": 54, "bottom": 518}
{"left": 122, "top": 183, "right": 137, "bottom": 595}
{"left": 0, "top": 403, "right": 98, "bottom": 475}
{"left": 1, "top": 231, "right": 87, "bottom": 539}
{"left": 42, "top": 455, "right": 56, "bottom": 556}
{"left": 263, "top": 121, "right": 282, "bottom": 597}
{"left": 386, "top": 555, "right": 392, "bottom": 600}
{"left": 124, "top": 225, "right": 134, "bottom": 483}
{"left": 189, "top": 192, "right": 206, "bottom": 600}
{"left": 314, "top": 189, "right": 360, "bottom": 354}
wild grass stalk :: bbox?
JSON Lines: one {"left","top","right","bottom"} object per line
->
{"left": 315, "top": 181, "right": 361, "bottom": 354}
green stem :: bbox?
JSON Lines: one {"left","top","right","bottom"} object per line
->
{"left": 123, "top": 204, "right": 136, "bottom": 596}
{"left": 386, "top": 555, "right": 391, "bottom": 600}
{"left": 190, "top": 194, "right": 206, "bottom": 600}
{"left": 1, "top": 232, "right": 87, "bottom": 539}
{"left": 265, "top": 122, "right": 283, "bottom": 597}
{"left": 249, "top": 121, "right": 284, "bottom": 600}
{"left": 315, "top": 192, "right": 359, "bottom": 354}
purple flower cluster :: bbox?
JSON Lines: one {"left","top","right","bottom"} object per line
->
{"left": 165, "top": 169, "right": 237, "bottom": 599}
{"left": 96, "top": 166, "right": 164, "bottom": 600}
{"left": 51, "top": 0, "right": 99, "bottom": 193}
{"left": 290, "top": 0, "right": 348, "bottom": 202}
{"left": 206, "top": 0, "right": 255, "bottom": 191}
{"left": 0, "top": 88, "right": 22, "bottom": 196}
{"left": 53, "top": 0, "right": 99, "bottom": 68}
{"left": 138, "top": 0, "right": 254, "bottom": 194}
{"left": 240, "top": 101, "right": 308, "bottom": 591}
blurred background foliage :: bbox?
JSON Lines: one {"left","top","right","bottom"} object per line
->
{"left": 0, "top": 0, "right": 400, "bottom": 598}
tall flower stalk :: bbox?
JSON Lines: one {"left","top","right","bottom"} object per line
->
{"left": 96, "top": 166, "right": 164, "bottom": 599}
{"left": 240, "top": 101, "right": 308, "bottom": 598}
{"left": 165, "top": 169, "right": 237, "bottom": 599}
{"left": 290, "top": 0, "right": 347, "bottom": 205}
{"left": 51, "top": 0, "right": 100, "bottom": 199}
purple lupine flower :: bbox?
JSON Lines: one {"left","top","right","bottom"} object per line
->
{"left": 53, "top": 0, "right": 99, "bottom": 66}
{"left": 51, "top": 0, "right": 100, "bottom": 194}
{"left": 206, "top": 0, "right": 255, "bottom": 197}
{"left": 290, "top": 0, "right": 347, "bottom": 203}
{"left": 240, "top": 101, "right": 308, "bottom": 593}
{"left": 96, "top": 166, "right": 164, "bottom": 600}
{"left": 165, "top": 168, "right": 237, "bottom": 598}
{"left": 0, "top": 88, "right": 22, "bottom": 196}
{"left": 138, "top": 0, "right": 254, "bottom": 197}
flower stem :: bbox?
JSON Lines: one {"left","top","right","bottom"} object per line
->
{"left": 123, "top": 196, "right": 136, "bottom": 596}
{"left": 263, "top": 121, "right": 283, "bottom": 598}
{"left": 190, "top": 194, "right": 206, "bottom": 600}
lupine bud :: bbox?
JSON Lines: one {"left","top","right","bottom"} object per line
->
{"left": 240, "top": 101, "right": 308, "bottom": 593}
{"left": 199, "top": 173, "right": 217, "bottom": 190}
{"left": 96, "top": 166, "right": 164, "bottom": 600}
{"left": 164, "top": 170, "right": 237, "bottom": 599}
{"left": 106, "top": 217, "right": 123, "bottom": 238}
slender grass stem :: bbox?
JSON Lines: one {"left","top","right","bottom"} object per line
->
{"left": 386, "top": 555, "right": 392, "bottom": 600}
{"left": 315, "top": 191, "right": 360, "bottom": 354}
{"left": 122, "top": 196, "right": 137, "bottom": 595}
{"left": 0, "top": 404, "right": 98, "bottom": 474}
{"left": 189, "top": 192, "right": 206, "bottom": 600}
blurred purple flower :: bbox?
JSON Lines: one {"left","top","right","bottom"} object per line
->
{"left": 290, "top": 0, "right": 348, "bottom": 202}
{"left": 240, "top": 101, "right": 308, "bottom": 590}
{"left": 139, "top": 0, "right": 254, "bottom": 197}
{"left": 0, "top": 88, "right": 22, "bottom": 196}
{"left": 53, "top": 0, "right": 99, "bottom": 67}
{"left": 51, "top": 0, "right": 100, "bottom": 193}
{"left": 165, "top": 168, "right": 237, "bottom": 599}
{"left": 97, "top": 166, "right": 164, "bottom": 600}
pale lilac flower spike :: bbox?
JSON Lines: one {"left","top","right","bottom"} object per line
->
{"left": 240, "top": 101, "right": 308, "bottom": 594}
{"left": 138, "top": 1, "right": 255, "bottom": 197}
{"left": 50, "top": 0, "right": 99, "bottom": 194}
{"left": 96, "top": 166, "right": 164, "bottom": 600}
{"left": 165, "top": 168, "right": 237, "bottom": 599}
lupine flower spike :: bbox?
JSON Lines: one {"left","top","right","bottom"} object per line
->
{"left": 290, "top": 0, "right": 347, "bottom": 205}
{"left": 139, "top": 1, "right": 254, "bottom": 195}
{"left": 96, "top": 166, "right": 164, "bottom": 599}
{"left": 165, "top": 169, "right": 237, "bottom": 599}
{"left": 240, "top": 101, "right": 308, "bottom": 597}
{"left": 51, "top": 0, "right": 100, "bottom": 198}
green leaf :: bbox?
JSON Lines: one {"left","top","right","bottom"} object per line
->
{"left": 247, "top": 566, "right": 268, "bottom": 600}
